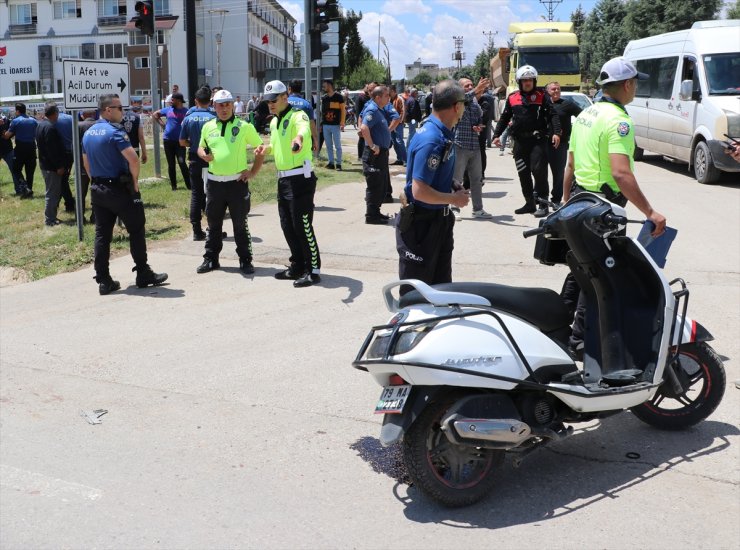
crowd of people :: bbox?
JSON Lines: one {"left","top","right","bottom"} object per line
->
{"left": 3, "top": 56, "right": 739, "bottom": 306}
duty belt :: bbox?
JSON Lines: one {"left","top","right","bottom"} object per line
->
{"left": 572, "top": 182, "right": 627, "bottom": 207}
{"left": 208, "top": 172, "right": 242, "bottom": 182}
{"left": 92, "top": 176, "right": 129, "bottom": 185}
{"left": 413, "top": 204, "right": 451, "bottom": 219}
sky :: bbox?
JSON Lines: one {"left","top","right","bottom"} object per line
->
{"left": 281, "top": 0, "right": 601, "bottom": 79}
{"left": 280, "top": 0, "right": 736, "bottom": 80}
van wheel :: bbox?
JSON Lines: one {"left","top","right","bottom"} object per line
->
{"left": 633, "top": 146, "right": 644, "bottom": 161}
{"left": 693, "top": 141, "right": 721, "bottom": 184}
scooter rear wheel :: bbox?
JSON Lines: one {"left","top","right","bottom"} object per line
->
{"left": 631, "top": 342, "right": 726, "bottom": 430}
{"left": 403, "top": 396, "right": 504, "bottom": 507}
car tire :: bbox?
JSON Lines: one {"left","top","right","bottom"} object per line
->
{"left": 693, "top": 141, "right": 721, "bottom": 184}
{"left": 633, "top": 145, "right": 644, "bottom": 161}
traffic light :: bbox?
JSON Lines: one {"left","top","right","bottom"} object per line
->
{"left": 133, "top": 1, "right": 155, "bottom": 37}
{"left": 309, "top": 0, "right": 337, "bottom": 62}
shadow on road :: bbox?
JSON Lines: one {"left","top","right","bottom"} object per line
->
{"left": 317, "top": 273, "right": 364, "bottom": 304}
{"left": 121, "top": 284, "right": 185, "bottom": 298}
{"left": 350, "top": 414, "right": 738, "bottom": 528}
{"left": 481, "top": 191, "right": 507, "bottom": 199}
{"left": 315, "top": 206, "right": 346, "bottom": 212}
{"left": 639, "top": 154, "right": 740, "bottom": 187}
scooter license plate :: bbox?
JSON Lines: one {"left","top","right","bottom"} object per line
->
{"left": 374, "top": 385, "right": 411, "bottom": 414}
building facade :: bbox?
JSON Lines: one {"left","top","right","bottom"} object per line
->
{"left": 0, "top": 0, "right": 296, "bottom": 104}
{"left": 404, "top": 58, "right": 440, "bottom": 81}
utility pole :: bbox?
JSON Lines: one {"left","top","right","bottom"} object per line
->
{"left": 452, "top": 36, "right": 465, "bottom": 70}
{"left": 539, "top": 0, "right": 562, "bottom": 22}
{"left": 482, "top": 30, "right": 497, "bottom": 52}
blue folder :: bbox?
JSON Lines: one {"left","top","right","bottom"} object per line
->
{"left": 636, "top": 222, "right": 678, "bottom": 268}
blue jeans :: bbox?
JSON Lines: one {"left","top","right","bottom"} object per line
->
{"left": 406, "top": 121, "right": 418, "bottom": 149}
{"left": 391, "top": 129, "right": 407, "bottom": 163}
{"left": 322, "top": 124, "right": 342, "bottom": 165}
{"left": 1, "top": 149, "right": 25, "bottom": 194}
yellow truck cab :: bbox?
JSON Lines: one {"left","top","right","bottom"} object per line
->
{"left": 505, "top": 22, "right": 580, "bottom": 95}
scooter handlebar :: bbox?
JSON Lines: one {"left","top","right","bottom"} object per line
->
{"left": 522, "top": 226, "right": 546, "bottom": 238}
{"left": 603, "top": 212, "right": 628, "bottom": 226}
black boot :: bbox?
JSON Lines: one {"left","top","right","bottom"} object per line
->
{"left": 193, "top": 224, "right": 206, "bottom": 241}
{"left": 95, "top": 275, "right": 121, "bottom": 296}
{"left": 514, "top": 202, "right": 536, "bottom": 215}
{"left": 133, "top": 264, "right": 168, "bottom": 288}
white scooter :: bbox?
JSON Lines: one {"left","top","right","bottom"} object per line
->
{"left": 353, "top": 193, "right": 726, "bottom": 507}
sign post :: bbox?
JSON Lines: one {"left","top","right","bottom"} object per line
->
{"left": 63, "top": 60, "right": 131, "bottom": 241}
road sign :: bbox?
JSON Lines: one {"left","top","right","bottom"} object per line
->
{"left": 62, "top": 60, "right": 130, "bottom": 110}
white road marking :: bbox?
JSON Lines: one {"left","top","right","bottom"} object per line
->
{"left": 0, "top": 464, "right": 102, "bottom": 501}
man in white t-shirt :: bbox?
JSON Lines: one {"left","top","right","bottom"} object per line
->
{"left": 234, "top": 96, "right": 245, "bottom": 114}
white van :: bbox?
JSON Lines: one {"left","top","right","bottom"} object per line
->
{"left": 623, "top": 20, "right": 740, "bottom": 184}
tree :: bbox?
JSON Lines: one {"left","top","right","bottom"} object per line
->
{"left": 341, "top": 10, "right": 365, "bottom": 82}
{"left": 728, "top": 0, "right": 740, "bottom": 18}
{"left": 412, "top": 71, "right": 433, "bottom": 87}
{"left": 624, "top": 0, "right": 722, "bottom": 39}
{"left": 570, "top": 4, "right": 586, "bottom": 42}
{"left": 345, "top": 56, "right": 387, "bottom": 90}
{"left": 579, "top": 0, "right": 629, "bottom": 81}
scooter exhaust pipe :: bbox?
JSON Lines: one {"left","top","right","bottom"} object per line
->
{"left": 441, "top": 414, "right": 532, "bottom": 449}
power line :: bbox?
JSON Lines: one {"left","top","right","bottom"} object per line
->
{"left": 539, "top": 0, "right": 562, "bottom": 21}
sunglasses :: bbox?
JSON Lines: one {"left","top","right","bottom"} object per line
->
{"left": 267, "top": 99, "right": 280, "bottom": 104}
{"left": 108, "top": 105, "right": 123, "bottom": 111}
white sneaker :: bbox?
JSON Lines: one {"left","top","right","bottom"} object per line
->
{"left": 451, "top": 206, "right": 462, "bottom": 220}
{"left": 472, "top": 209, "right": 493, "bottom": 219}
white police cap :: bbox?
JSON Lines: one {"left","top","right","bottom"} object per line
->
{"left": 597, "top": 57, "right": 649, "bottom": 85}
{"left": 213, "top": 89, "right": 234, "bottom": 103}
{"left": 263, "top": 80, "right": 288, "bottom": 100}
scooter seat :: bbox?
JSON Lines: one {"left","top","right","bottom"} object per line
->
{"left": 399, "top": 282, "right": 572, "bottom": 333}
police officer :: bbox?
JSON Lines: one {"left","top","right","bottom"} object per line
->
{"left": 196, "top": 89, "right": 265, "bottom": 275}
{"left": 360, "top": 85, "right": 393, "bottom": 224}
{"left": 562, "top": 57, "right": 666, "bottom": 356}
{"left": 3, "top": 103, "right": 37, "bottom": 198}
{"left": 122, "top": 102, "right": 148, "bottom": 163}
{"left": 256, "top": 80, "right": 321, "bottom": 288}
{"left": 82, "top": 93, "right": 168, "bottom": 295}
{"left": 287, "top": 79, "right": 319, "bottom": 158}
{"left": 179, "top": 85, "right": 215, "bottom": 241}
{"left": 493, "top": 66, "right": 561, "bottom": 217}
{"left": 0, "top": 112, "right": 24, "bottom": 195}
{"left": 396, "top": 80, "right": 470, "bottom": 291}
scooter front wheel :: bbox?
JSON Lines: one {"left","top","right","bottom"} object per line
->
{"left": 631, "top": 342, "right": 726, "bottom": 430}
{"left": 403, "top": 395, "right": 504, "bottom": 507}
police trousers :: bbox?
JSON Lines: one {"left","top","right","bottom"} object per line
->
{"left": 204, "top": 178, "right": 252, "bottom": 262}
{"left": 91, "top": 181, "right": 148, "bottom": 278}
{"left": 362, "top": 146, "right": 389, "bottom": 214}
{"left": 396, "top": 207, "right": 455, "bottom": 294}
{"left": 13, "top": 142, "right": 36, "bottom": 191}
{"left": 513, "top": 137, "right": 548, "bottom": 205}
{"left": 278, "top": 173, "right": 321, "bottom": 275}
{"left": 188, "top": 157, "right": 208, "bottom": 226}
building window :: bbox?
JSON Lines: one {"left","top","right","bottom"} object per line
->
{"left": 155, "top": 0, "right": 170, "bottom": 16}
{"left": 99, "top": 43, "right": 126, "bottom": 59}
{"left": 134, "top": 56, "right": 161, "bottom": 69}
{"left": 10, "top": 3, "right": 38, "bottom": 25}
{"left": 55, "top": 45, "right": 82, "bottom": 60}
{"left": 134, "top": 89, "right": 150, "bottom": 95}
{"left": 57, "top": 79, "right": 63, "bottom": 93}
{"left": 53, "top": 0, "right": 81, "bottom": 19}
{"left": 128, "top": 30, "right": 165, "bottom": 46}
{"left": 98, "top": 0, "right": 125, "bottom": 17}
{"left": 14, "top": 80, "right": 42, "bottom": 96}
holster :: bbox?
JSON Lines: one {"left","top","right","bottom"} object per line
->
{"left": 120, "top": 174, "right": 135, "bottom": 196}
{"left": 599, "top": 183, "right": 628, "bottom": 207}
{"left": 398, "top": 204, "right": 414, "bottom": 233}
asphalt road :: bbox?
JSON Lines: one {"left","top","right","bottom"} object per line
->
{"left": 1, "top": 144, "right": 738, "bottom": 549}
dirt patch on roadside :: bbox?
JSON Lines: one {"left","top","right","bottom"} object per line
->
{"left": 0, "top": 266, "right": 32, "bottom": 287}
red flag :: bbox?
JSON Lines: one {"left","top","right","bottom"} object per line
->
{"left": 0, "top": 46, "right": 7, "bottom": 57}
{"left": 261, "top": 34, "right": 269, "bottom": 45}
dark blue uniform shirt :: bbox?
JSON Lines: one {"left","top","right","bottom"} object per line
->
{"left": 288, "top": 94, "right": 315, "bottom": 121}
{"left": 382, "top": 103, "right": 400, "bottom": 124}
{"left": 55, "top": 112, "right": 74, "bottom": 151}
{"left": 9, "top": 114, "right": 38, "bottom": 144}
{"left": 361, "top": 100, "right": 391, "bottom": 149}
{"left": 179, "top": 107, "right": 216, "bottom": 156}
{"left": 82, "top": 119, "right": 132, "bottom": 178}
{"left": 404, "top": 115, "right": 456, "bottom": 210}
